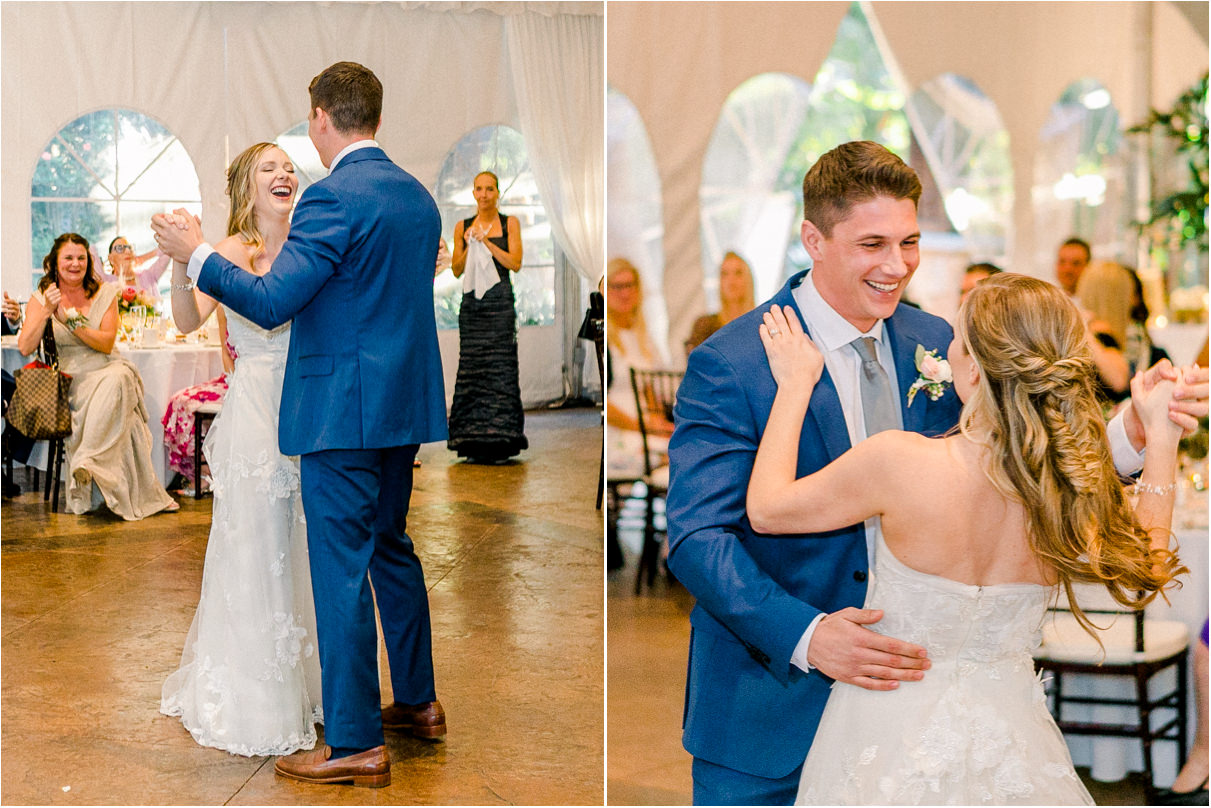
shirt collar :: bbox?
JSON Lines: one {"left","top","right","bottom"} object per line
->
{"left": 330, "top": 139, "right": 378, "bottom": 171}
{"left": 797, "top": 270, "right": 885, "bottom": 353}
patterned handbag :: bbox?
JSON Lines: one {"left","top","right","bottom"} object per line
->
{"left": 7, "top": 319, "right": 72, "bottom": 439}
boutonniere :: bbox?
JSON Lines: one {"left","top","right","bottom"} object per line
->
{"left": 906, "top": 344, "right": 952, "bottom": 406}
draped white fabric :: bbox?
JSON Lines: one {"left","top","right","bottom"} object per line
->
{"left": 2, "top": 1, "right": 603, "bottom": 408}
{"left": 607, "top": 1, "right": 1207, "bottom": 362}
{"left": 506, "top": 13, "right": 606, "bottom": 285}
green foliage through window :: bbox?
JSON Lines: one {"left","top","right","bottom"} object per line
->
{"left": 30, "top": 109, "right": 200, "bottom": 284}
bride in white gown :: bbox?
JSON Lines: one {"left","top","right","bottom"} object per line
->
{"left": 747, "top": 275, "right": 1187, "bottom": 805}
{"left": 159, "top": 143, "right": 322, "bottom": 756}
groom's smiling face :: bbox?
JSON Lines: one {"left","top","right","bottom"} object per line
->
{"left": 801, "top": 195, "right": 920, "bottom": 332}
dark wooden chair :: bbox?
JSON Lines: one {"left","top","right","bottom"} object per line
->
{"left": 192, "top": 403, "right": 221, "bottom": 498}
{"left": 629, "top": 368, "right": 682, "bottom": 593}
{"left": 1033, "top": 584, "right": 1190, "bottom": 795}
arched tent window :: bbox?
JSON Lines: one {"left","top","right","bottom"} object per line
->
{"left": 275, "top": 122, "right": 328, "bottom": 196}
{"left": 700, "top": 73, "right": 814, "bottom": 306}
{"left": 30, "top": 109, "right": 201, "bottom": 290}
{"left": 1034, "top": 79, "right": 1127, "bottom": 270}
{"left": 607, "top": 87, "right": 667, "bottom": 359}
{"left": 699, "top": 3, "right": 915, "bottom": 304}
{"left": 907, "top": 74, "right": 1013, "bottom": 265}
{"left": 433, "top": 125, "right": 555, "bottom": 330}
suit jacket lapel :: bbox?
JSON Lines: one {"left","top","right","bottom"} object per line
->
{"left": 774, "top": 276, "right": 852, "bottom": 465}
{"left": 886, "top": 311, "right": 927, "bottom": 434}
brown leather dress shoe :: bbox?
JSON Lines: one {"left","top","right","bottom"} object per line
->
{"left": 274, "top": 745, "right": 390, "bottom": 788}
{"left": 381, "top": 700, "right": 447, "bottom": 738}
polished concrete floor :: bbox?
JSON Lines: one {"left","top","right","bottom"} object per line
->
{"left": 2, "top": 407, "right": 603, "bottom": 806}
{"left": 604, "top": 503, "right": 1151, "bottom": 807}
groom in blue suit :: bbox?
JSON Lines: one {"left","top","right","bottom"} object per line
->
{"left": 153, "top": 62, "right": 447, "bottom": 788}
{"left": 667, "top": 140, "right": 1195, "bottom": 805}
{"left": 667, "top": 142, "right": 955, "bottom": 805}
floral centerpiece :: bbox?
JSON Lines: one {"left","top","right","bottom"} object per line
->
{"left": 118, "top": 286, "right": 159, "bottom": 316}
{"left": 117, "top": 286, "right": 159, "bottom": 340}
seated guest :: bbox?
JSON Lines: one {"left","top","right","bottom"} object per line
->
{"left": 959, "top": 261, "right": 1002, "bottom": 304}
{"left": 606, "top": 258, "right": 671, "bottom": 480}
{"left": 1079, "top": 260, "right": 1170, "bottom": 376}
{"left": 99, "top": 235, "right": 170, "bottom": 302}
{"left": 684, "top": 251, "right": 756, "bottom": 355}
{"left": 1076, "top": 260, "right": 1144, "bottom": 401}
{"left": 2, "top": 292, "right": 35, "bottom": 496}
{"left": 1055, "top": 236, "right": 1091, "bottom": 298}
{"left": 161, "top": 309, "right": 234, "bottom": 494}
{"left": 17, "top": 233, "right": 177, "bottom": 519}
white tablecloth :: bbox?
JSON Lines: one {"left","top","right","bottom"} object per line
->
{"left": 3, "top": 340, "right": 223, "bottom": 485}
{"left": 1065, "top": 485, "right": 1209, "bottom": 786}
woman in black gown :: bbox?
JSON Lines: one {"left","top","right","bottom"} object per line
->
{"left": 448, "top": 171, "right": 528, "bottom": 462}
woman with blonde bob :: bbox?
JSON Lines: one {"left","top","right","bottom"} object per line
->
{"left": 161, "top": 141, "right": 323, "bottom": 756}
{"left": 684, "top": 250, "right": 756, "bottom": 355}
{"left": 747, "top": 273, "right": 1187, "bottom": 805}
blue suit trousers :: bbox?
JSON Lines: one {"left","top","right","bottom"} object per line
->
{"left": 300, "top": 445, "right": 435, "bottom": 751}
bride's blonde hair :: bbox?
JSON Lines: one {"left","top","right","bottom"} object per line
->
{"left": 225, "top": 142, "right": 281, "bottom": 261}
{"left": 957, "top": 274, "right": 1183, "bottom": 636}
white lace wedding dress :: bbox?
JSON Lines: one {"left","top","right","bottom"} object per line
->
{"left": 160, "top": 310, "right": 323, "bottom": 756}
{"left": 796, "top": 535, "right": 1093, "bottom": 805}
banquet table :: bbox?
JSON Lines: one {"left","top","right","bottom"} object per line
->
{"left": 2, "top": 337, "right": 224, "bottom": 486}
{"left": 1063, "top": 483, "right": 1209, "bottom": 787}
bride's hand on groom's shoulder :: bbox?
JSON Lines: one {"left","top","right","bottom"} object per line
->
{"left": 759, "top": 304, "right": 822, "bottom": 394}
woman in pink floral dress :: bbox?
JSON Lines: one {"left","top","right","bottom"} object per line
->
{"left": 161, "top": 309, "right": 235, "bottom": 493}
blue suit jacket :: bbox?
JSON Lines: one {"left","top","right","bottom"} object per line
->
{"left": 666, "top": 270, "right": 961, "bottom": 778}
{"left": 197, "top": 147, "right": 448, "bottom": 456}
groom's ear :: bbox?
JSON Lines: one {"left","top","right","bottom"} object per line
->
{"left": 801, "top": 219, "right": 824, "bottom": 262}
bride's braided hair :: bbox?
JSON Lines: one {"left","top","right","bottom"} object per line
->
{"left": 958, "top": 274, "right": 1182, "bottom": 638}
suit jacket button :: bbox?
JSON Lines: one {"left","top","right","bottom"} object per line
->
{"left": 853, "top": 570, "right": 867, "bottom": 583}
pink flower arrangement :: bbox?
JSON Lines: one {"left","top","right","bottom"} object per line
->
{"left": 117, "top": 286, "right": 159, "bottom": 316}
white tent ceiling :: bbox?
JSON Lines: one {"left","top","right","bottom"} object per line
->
{"left": 607, "top": 1, "right": 1208, "bottom": 359}
{"left": 1, "top": 0, "right": 603, "bottom": 406}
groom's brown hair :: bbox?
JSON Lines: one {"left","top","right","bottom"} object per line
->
{"left": 802, "top": 141, "right": 922, "bottom": 237}
{"left": 309, "top": 61, "right": 382, "bottom": 135}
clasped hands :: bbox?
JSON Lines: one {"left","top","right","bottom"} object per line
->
{"left": 150, "top": 209, "right": 204, "bottom": 263}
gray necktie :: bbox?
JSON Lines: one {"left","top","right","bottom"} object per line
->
{"left": 850, "top": 337, "right": 899, "bottom": 436}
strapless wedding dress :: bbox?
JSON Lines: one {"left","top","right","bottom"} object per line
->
{"left": 796, "top": 535, "right": 1093, "bottom": 805}
{"left": 160, "top": 310, "right": 323, "bottom": 756}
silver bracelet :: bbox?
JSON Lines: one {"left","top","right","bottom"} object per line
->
{"left": 172, "top": 280, "right": 195, "bottom": 292}
{"left": 1134, "top": 479, "right": 1178, "bottom": 496}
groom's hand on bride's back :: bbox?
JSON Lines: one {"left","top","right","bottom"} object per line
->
{"left": 807, "top": 607, "right": 930, "bottom": 691}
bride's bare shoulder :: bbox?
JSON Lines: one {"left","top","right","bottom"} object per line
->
{"left": 863, "top": 429, "right": 946, "bottom": 455}
{"left": 215, "top": 236, "right": 255, "bottom": 272}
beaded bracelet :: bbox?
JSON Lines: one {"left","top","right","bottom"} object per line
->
{"left": 172, "top": 280, "right": 195, "bottom": 292}
{"left": 1134, "top": 480, "right": 1178, "bottom": 496}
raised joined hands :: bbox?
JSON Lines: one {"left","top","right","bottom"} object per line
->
{"left": 150, "top": 209, "right": 203, "bottom": 263}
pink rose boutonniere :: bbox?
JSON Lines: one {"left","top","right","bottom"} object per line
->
{"left": 906, "top": 344, "right": 952, "bottom": 406}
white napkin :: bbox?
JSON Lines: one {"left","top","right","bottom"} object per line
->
{"left": 463, "top": 238, "right": 499, "bottom": 299}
